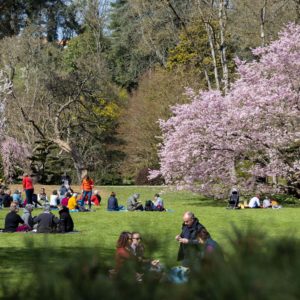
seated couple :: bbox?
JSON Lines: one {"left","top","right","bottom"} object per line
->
{"left": 127, "top": 193, "right": 165, "bottom": 211}
{"left": 2, "top": 203, "right": 74, "bottom": 233}
{"left": 111, "top": 231, "right": 161, "bottom": 280}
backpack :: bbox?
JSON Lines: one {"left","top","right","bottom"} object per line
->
{"left": 144, "top": 200, "right": 153, "bottom": 211}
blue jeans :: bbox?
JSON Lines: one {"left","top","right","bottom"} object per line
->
{"left": 81, "top": 190, "right": 92, "bottom": 208}
{"left": 25, "top": 189, "right": 34, "bottom": 205}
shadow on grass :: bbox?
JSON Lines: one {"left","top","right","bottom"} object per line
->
{"left": 180, "top": 198, "right": 225, "bottom": 207}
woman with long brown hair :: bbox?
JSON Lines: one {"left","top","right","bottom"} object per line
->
{"left": 115, "top": 231, "right": 134, "bottom": 272}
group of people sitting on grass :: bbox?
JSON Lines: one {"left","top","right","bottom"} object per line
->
{"left": 1, "top": 202, "right": 74, "bottom": 233}
{"left": 112, "top": 211, "right": 220, "bottom": 283}
{"left": 107, "top": 192, "right": 165, "bottom": 211}
{"left": 0, "top": 187, "right": 102, "bottom": 210}
{"left": 0, "top": 173, "right": 102, "bottom": 211}
{"left": 228, "top": 188, "right": 282, "bottom": 209}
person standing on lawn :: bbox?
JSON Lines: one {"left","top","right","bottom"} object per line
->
{"left": 176, "top": 211, "right": 205, "bottom": 267}
{"left": 80, "top": 175, "right": 94, "bottom": 209}
{"left": 22, "top": 173, "right": 34, "bottom": 205}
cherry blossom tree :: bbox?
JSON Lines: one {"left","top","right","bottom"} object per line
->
{"left": 154, "top": 23, "right": 300, "bottom": 196}
{"left": 0, "top": 71, "right": 31, "bottom": 181}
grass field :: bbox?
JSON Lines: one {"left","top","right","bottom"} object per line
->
{"left": 0, "top": 186, "right": 300, "bottom": 299}
{"left": 1, "top": 184, "right": 300, "bottom": 270}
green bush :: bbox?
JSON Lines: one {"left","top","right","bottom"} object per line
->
{"left": 271, "top": 194, "right": 300, "bottom": 205}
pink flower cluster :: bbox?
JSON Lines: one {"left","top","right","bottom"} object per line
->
{"left": 0, "top": 72, "right": 30, "bottom": 180}
{"left": 153, "top": 23, "right": 300, "bottom": 194}
{"left": 0, "top": 136, "right": 31, "bottom": 180}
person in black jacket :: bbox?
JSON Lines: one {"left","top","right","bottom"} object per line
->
{"left": 3, "top": 203, "right": 25, "bottom": 232}
{"left": 107, "top": 192, "right": 124, "bottom": 211}
{"left": 3, "top": 190, "right": 13, "bottom": 207}
{"left": 175, "top": 211, "right": 205, "bottom": 267}
{"left": 58, "top": 206, "right": 74, "bottom": 233}
{"left": 35, "top": 205, "right": 59, "bottom": 233}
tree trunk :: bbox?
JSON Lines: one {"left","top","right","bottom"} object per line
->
{"left": 204, "top": 68, "right": 212, "bottom": 90}
{"left": 205, "top": 22, "right": 221, "bottom": 90}
{"left": 52, "top": 138, "right": 87, "bottom": 183}
{"left": 260, "top": 0, "right": 267, "bottom": 47}
{"left": 296, "top": 0, "right": 300, "bottom": 23}
{"left": 229, "top": 159, "right": 237, "bottom": 185}
{"left": 218, "top": 0, "right": 229, "bottom": 94}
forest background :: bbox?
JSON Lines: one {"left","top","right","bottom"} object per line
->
{"left": 0, "top": 0, "right": 299, "bottom": 193}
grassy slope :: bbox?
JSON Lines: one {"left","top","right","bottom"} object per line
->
{"left": 0, "top": 185, "right": 299, "bottom": 268}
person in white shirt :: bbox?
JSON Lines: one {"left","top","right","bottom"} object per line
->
{"left": 37, "top": 187, "right": 48, "bottom": 205}
{"left": 248, "top": 195, "right": 261, "bottom": 208}
{"left": 263, "top": 197, "right": 271, "bottom": 208}
{"left": 153, "top": 193, "right": 164, "bottom": 211}
{"left": 50, "top": 190, "right": 59, "bottom": 208}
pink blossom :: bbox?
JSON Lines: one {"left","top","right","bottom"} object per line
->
{"left": 157, "top": 23, "right": 300, "bottom": 195}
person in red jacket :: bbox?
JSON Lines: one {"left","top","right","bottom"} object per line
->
{"left": 115, "top": 231, "right": 134, "bottom": 272}
{"left": 22, "top": 173, "right": 34, "bottom": 205}
{"left": 80, "top": 175, "right": 94, "bottom": 209}
{"left": 91, "top": 190, "right": 101, "bottom": 206}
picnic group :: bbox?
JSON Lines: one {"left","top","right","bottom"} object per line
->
{"left": 228, "top": 188, "right": 282, "bottom": 209}
{"left": 0, "top": 173, "right": 166, "bottom": 233}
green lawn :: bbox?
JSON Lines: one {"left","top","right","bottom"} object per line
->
{"left": 1, "top": 185, "right": 300, "bottom": 269}
{"left": 0, "top": 186, "right": 300, "bottom": 297}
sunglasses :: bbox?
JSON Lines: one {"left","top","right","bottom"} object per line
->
{"left": 132, "top": 237, "right": 141, "bottom": 240}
